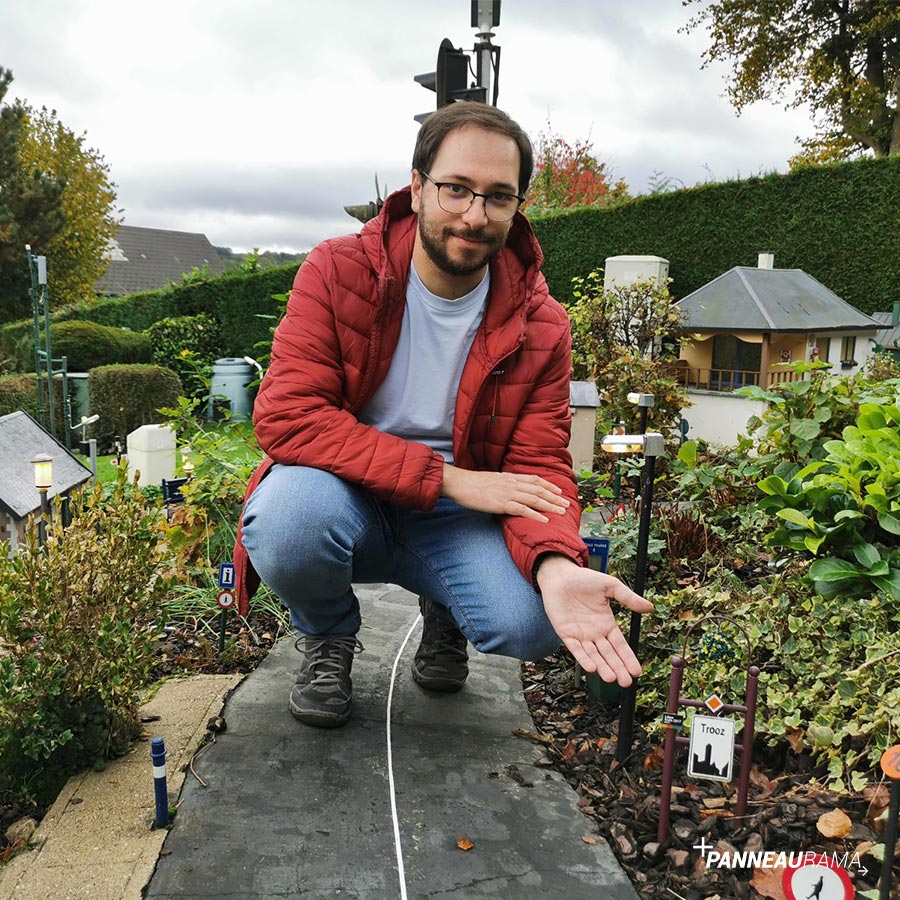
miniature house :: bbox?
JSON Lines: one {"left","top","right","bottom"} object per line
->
{"left": 0, "top": 411, "right": 92, "bottom": 553}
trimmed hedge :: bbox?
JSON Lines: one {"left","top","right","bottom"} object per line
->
{"left": 88, "top": 364, "right": 182, "bottom": 450}
{"left": 0, "top": 263, "right": 297, "bottom": 367}
{"left": 18, "top": 320, "right": 152, "bottom": 373}
{"left": 529, "top": 155, "right": 900, "bottom": 314}
{"left": 0, "top": 373, "right": 66, "bottom": 434}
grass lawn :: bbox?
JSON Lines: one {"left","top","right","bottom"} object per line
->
{"left": 76, "top": 419, "right": 259, "bottom": 486}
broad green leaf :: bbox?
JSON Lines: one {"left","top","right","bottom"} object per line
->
{"left": 877, "top": 511, "right": 900, "bottom": 535}
{"left": 871, "top": 570, "right": 900, "bottom": 600}
{"left": 677, "top": 441, "right": 698, "bottom": 468}
{"left": 865, "top": 560, "right": 889, "bottom": 577}
{"left": 788, "top": 418, "right": 821, "bottom": 440}
{"left": 812, "top": 407, "right": 832, "bottom": 423}
{"left": 757, "top": 475, "right": 789, "bottom": 497}
{"left": 809, "top": 558, "right": 863, "bottom": 581}
{"left": 803, "top": 535, "right": 826, "bottom": 554}
{"left": 852, "top": 542, "right": 881, "bottom": 568}
{"left": 834, "top": 509, "right": 864, "bottom": 522}
{"left": 776, "top": 508, "right": 813, "bottom": 529}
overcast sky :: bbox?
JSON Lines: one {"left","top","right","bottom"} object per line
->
{"left": 3, "top": 0, "right": 815, "bottom": 254}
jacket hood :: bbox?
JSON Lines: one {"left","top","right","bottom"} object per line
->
{"left": 357, "top": 187, "right": 546, "bottom": 316}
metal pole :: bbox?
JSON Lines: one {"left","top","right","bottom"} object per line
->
{"left": 658, "top": 656, "right": 685, "bottom": 842}
{"left": 38, "top": 488, "right": 49, "bottom": 549}
{"left": 88, "top": 439, "right": 98, "bottom": 477}
{"left": 218, "top": 610, "right": 228, "bottom": 653}
{"left": 616, "top": 452, "right": 656, "bottom": 762}
{"left": 880, "top": 778, "right": 900, "bottom": 900}
{"left": 42, "top": 285, "right": 56, "bottom": 440}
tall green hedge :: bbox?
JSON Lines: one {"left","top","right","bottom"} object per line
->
{"left": 89, "top": 364, "right": 182, "bottom": 450}
{"left": 530, "top": 155, "right": 900, "bottom": 314}
{"left": 0, "top": 263, "right": 297, "bottom": 366}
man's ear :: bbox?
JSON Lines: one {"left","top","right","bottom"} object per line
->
{"left": 410, "top": 169, "right": 422, "bottom": 214}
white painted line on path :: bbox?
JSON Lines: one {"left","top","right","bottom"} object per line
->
{"left": 386, "top": 613, "right": 423, "bottom": 900}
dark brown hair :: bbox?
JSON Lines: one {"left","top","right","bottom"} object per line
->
{"left": 411, "top": 102, "right": 534, "bottom": 197}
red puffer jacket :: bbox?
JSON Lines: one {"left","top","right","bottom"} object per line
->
{"left": 233, "top": 187, "right": 588, "bottom": 615}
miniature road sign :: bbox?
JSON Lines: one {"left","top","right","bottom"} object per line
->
{"left": 218, "top": 562, "right": 236, "bottom": 589}
{"left": 687, "top": 714, "right": 735, "bottom": 782}
{"left": 704, "top": 693, "right": 725, "bottom": 714}
{"left": 881, "top": 744, "right": 900, "bottom": 779}
{"left": 583, "top": 537, "right": 610, "bottom": 573}
{"left": 782, "top": 852, "right": 853, "bottom": 900}
{"left": 216, "top": 589, "right": 235, "bottom": 610}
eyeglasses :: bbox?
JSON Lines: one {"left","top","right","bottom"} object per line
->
{"left": 420, "top": 172, "right": 524, "bottom": 222}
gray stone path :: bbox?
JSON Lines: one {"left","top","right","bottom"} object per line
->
{"left": 145, "top": 585, "right": 638, "bottom": 899}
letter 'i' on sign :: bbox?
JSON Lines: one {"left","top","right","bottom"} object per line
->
{"left": 687, "top": 715, "right": 736, "bottom": 783}
{"left": 218, "top": 562, "right": 235, "bottom": 589}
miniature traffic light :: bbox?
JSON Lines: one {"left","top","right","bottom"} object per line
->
{"left": 414, "top": 38, "right": 486, "bottom": 124}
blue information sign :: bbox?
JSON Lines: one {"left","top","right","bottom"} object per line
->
{"left": 583, "top": 537, "right": 610, "bottom": 573}
{"left": 218, "top": 562, "right": 236, "bottom": 589}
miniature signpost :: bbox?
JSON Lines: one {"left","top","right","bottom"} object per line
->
{"left": 658, "top": 615, "right": 760, "bottom": 843}
{"left": 217, "top": 562, "right": 236, "bottom": 653}
{"left": 583, "top": 537, "right": 618, "bottom": 703}
{"left": 879, "top": 744, "right": 900, "bottom": 899}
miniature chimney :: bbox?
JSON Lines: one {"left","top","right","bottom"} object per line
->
{"left": 757, "top": 251, "right": 775, "bottom": 269}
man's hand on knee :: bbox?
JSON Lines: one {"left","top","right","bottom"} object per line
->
{"left": 536, "top": 555, "right": 654, "bottom": 688}
{"left": 440, "top": 464, "right": 570, "bottom": 521}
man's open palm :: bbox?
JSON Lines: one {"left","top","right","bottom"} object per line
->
{"left": 540, "top": 566, "right": 653, "bottom": 687}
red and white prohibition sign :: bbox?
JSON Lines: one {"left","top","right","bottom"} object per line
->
{"left": 782, "top": 852, "right": 854, "bottom": 900}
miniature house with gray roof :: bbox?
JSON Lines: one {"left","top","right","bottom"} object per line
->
{"left": 674, "top": 252, "right": 881, "bottom": 391}
{"left": 0, "top": 411, "right": 91, "bottom": 552}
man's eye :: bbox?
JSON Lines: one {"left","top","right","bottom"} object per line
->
{"left": 489, "top": 193, "right": 514, "bottom": 204}
{"left": 445, "top": 184, "right": 469, "bottom": 196}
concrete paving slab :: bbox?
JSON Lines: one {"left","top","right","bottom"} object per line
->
{"left": 146, "top": 585, "right": 638, "bottom": 900}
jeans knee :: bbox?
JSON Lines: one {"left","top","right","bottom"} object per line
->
{"left": 472, "top": 613, "right": 560, "bottom": 662}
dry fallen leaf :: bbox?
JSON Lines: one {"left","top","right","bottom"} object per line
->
{"left": 511, "top": 728, "right": 554, "bottom": 745}
{"left": 581, "top": 836, "right": 597, "bottom": 845}
{"left": 785, "top": 726, "right": 804, "bottom": 754}
{"left": 749, "top": 863, "right": 787, "bottom": 900}
{"left": 817, "top": 807, "right": 852, "bottom": 839}
{"left": 864, "top": 783, "right": 890, "bottom": 824}
{"left": 456, "top": 838, "right": 474, "bottom": 852}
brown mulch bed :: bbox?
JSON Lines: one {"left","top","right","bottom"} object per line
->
{"left": 523, "top": 651, "right": 898, "bottom": 899}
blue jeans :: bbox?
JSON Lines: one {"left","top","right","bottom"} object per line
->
{"left": 241, "top": 465, "right": 561, "bottom": 661}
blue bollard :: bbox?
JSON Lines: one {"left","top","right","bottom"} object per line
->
{"left": 151, "top": 737, "right": 170, "bottom": 828}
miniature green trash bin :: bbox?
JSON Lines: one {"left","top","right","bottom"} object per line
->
{"left": 207, "top": 358, "right": 255, "bottom": 422}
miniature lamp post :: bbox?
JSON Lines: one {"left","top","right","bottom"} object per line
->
{"left": 182, "top": 447, "right": 195, "bottom": 479}
{"left": 599, "top": 430, "right": 665, "bottom": 762}
{"left": 31, "top": 452, "right": 53, "bottom": 547}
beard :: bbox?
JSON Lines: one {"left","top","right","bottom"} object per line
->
{"left": 417, "top": 203, "right": 508, "bottom": 277}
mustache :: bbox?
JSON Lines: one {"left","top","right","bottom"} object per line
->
{"left": 446, "top": 227, "right": 494, "bottom": 242}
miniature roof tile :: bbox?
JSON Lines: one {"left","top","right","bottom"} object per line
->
{"left": 675, "top": 267, "right": 881, "bottom": 333}
{"left": 872, "top": 311, "right": 900, "bottom": 350}
{"left": 95, "top": 225, "right": 225, "bottom": 296}
{"left": 0, "top": 411, "right": 91, "bottom": 519}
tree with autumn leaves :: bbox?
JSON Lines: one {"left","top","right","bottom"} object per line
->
{"left": 684, "top": 0, "right": 900, "bottom": 165}
{"left": 521, "top": 128, "right": 629, "bottom": 216}
{"left": 0, "top": 68, "right": 118, "bottom": 324}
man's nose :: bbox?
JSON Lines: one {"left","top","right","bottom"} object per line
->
{"left": 461, "top": 195, "right": 490, "bottom": 228}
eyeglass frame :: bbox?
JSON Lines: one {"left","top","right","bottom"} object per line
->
{"left": 419, "top": 171, "right": 525, "bottom": 222}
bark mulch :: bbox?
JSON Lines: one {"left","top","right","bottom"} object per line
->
{"left": 523, "top": 651, "right": 898, "bottom": 900}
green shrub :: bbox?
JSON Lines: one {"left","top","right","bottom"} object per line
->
{"left": 0, "top": 373, "right": 66, "bottom": 434}
{"left": 639, "top": 576, "right": 900, "bottom": 790}
{"left": 89, "top": 363, "right": 182, "bottom": 450}
{"left": 0, "top": 263, "right": 296, "bottom": 366}
{"left": 18, "top": 320, "right": 153, "bottom": 373}
{"left": 0, "top": 471, "right": 170, "bottom": 802}
{"left": 145, "top": 313, "right": 221, "bottom": 399}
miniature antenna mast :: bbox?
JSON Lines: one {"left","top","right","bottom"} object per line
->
{"left": 472, "top": 0, "right": 501, "bottom": 105}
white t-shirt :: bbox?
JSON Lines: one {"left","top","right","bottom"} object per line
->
{"left": 358, "top": 264, "right": 489, "bottom": 463}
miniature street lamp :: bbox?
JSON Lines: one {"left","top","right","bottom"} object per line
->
{"left": 626, "top": 391, "right": 654, "bottom": 434}
{"left": 599, "top": 430, "right": 665, "bottom": 762}
{"left": 31, "top": 452, "right": 53, "bottom": 547}
{"left": 182, "top": 446, "right": 195, "bottom": 479}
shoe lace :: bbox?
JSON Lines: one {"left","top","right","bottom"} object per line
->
{"left": 426, "top": 616, "right": 468, "bottom": 661}
{"left": 294, "top": 635, "right": 364, "bottom": 686}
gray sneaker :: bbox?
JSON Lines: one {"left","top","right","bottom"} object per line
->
{"left": 412, "top": 596, "right": 469, "bottom": 693}
{"left": 289, "top": 635, "right": 364, "bottom": 728}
